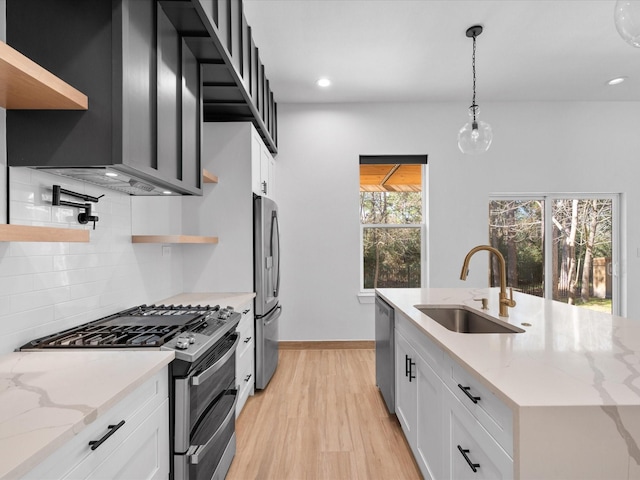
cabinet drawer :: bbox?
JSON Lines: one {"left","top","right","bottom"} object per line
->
{"left": 396, "top": 311, "right": 443, "bottom": 374}
{"left": 236, "top": 304, "right": 255, "bottom": 359}
{"left": 64, "top": 398, "right": 169, "bottom": 480}
{"left": 23, "top": 369, "right": 168, "bottom": 480}
{"left": 236, "top": 342, "right": 254, "bottom": 417}
{"left": 446, "top": 388, "right": 513, "bottom": 479}
{"left": 443, "top": 355, "right": 513, "bottom": 456}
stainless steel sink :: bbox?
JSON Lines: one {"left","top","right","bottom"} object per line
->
{"left": 415, "top": 306, "right": 525, "bottom": 334}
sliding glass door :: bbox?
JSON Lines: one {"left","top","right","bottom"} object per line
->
{"left": 489, "top": 194, "right": 619, "bottom": 315}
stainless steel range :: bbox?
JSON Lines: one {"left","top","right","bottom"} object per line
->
{"left": 20, "top": 304, "right": 241, "bottom": 480}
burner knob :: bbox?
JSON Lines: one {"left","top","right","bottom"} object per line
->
{"left": 175, "top": 337, "right": 190, "bottom": 350}
{"left": 187, "top": 334, "right": 196, "bottom": 344}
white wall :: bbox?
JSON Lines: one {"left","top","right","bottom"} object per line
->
{"left": 181, "top": 123, "right": 255, "bottom": 293}
{"left": 275, "top": 101, "right": 640, "bottom": 341}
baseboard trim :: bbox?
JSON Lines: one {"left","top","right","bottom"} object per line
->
{"left": 279, "top": 340, "right": 375, "bottom": 350}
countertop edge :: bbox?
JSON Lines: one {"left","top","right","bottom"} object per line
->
{"left": 0, "top": 351, "right": 174, "bottom": 480}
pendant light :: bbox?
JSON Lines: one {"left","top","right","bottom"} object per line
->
{"left": 614, "top": 0, "right": 640, "bottom": 47}
{"left": 458, "top": 25, "right": 493, "bottom": 155}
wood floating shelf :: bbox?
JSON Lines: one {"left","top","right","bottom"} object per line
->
{"left": 0, "top": 41, "right": 88, "bottom": 110}
{"left": 0, "top": 224, "right": 90, "bottom": 243}
{"left": 202, "top": 169, "right": 219, "bottom": 184}
{"left": 131, "top": 235, "right": 219, "bottom": 244}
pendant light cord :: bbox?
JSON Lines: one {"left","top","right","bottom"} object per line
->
{"left": 471, "top": 33, "right": 477, "bottom": 124}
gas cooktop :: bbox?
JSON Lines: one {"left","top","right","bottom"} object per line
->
{"left": 19, "top": 304, "right": 241, "bottom": 362}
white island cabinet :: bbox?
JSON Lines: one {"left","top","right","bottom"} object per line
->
{"left": 0, "top": 351, "right": 173, "bottom": 480}
{"left": 380, "top": 288, "right": 640, "bottom": 480}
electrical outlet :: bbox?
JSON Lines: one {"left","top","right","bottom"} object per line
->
{"left": 162, "top": 246, "right": 172, "bottom": 257}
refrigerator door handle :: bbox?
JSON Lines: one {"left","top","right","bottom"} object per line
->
{"left": 271, "top": 211, "right": 281, "bottom": 298}
{"left": 264, "top": 306, "right": 282, "bottom": 327}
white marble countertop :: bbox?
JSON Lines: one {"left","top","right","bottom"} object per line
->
{"left": 158, "top": 292, "right": 255, "bottom": 311}
{"left": 376, "top": 287, "right": 640, "bottom": 410}
{"left": 0, "top": 350, "right": 174, "bottom": 479}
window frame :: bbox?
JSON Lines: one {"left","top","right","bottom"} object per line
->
{"left": 359, "top": 163, "right": 427, "bottom": 295}
{"left": 489, "top": 193, "right": 622, "bottom": 315}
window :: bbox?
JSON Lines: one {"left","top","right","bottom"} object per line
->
{"left": 359, "top": 155, "right": 426, "bottom": 291}
{"left": 489, "top": 195, "right": 619, "bottom": 314}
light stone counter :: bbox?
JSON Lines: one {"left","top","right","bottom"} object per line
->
{"left": 158, "top": 292, "right": 255, "bottom": 311}
{"left": 0, "top": 351, "right": 174, "bottom": 479}
{"left": 377, "top": 287, "right": 640, "bottom": 479}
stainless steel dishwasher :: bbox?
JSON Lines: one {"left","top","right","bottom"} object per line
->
{"left": 375, "top": 294, "right": 395, "bottom": 413}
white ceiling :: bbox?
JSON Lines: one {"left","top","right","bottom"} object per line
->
{"left": 243, "top": 0, "right": 640, "bottom": 104}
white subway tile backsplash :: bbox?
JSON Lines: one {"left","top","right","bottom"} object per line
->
{"left": 1, "top": 169, "right": 185, "bottom": 354}
{"left": 0, "top": 275, "right": 33, "bottom": 296}
{"left": 53, "top": 295, "right": 102, "bottom": 321}
{"left": 0, "top": 306, "right": 54, "bottom": 333}
{"left": 33, "top": 269, "right": 87, "bottom": 290}
{"left": 10, "top": 286, "right": 71, "bottom": 314}
{"left": 11, "top": 203, "right": 51, "bottom": 223}
{"left": 0, "top": 255, "right": 54, "bottom": 276}
{"left": 51, "top": 206, "right": 78, "bottom": 224}
{"left": 10, "top": 241, "right": 69, "bottom": 257}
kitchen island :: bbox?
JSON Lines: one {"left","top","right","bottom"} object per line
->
{"left": 377, "top": 287, "right": 640, "bottom": 480}
{"left": 0, "top": 350, "right": 174, "bottom": 479}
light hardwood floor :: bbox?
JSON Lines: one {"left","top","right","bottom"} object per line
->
{"left": 227, "top": 348, "right": 422, "bottom": 480}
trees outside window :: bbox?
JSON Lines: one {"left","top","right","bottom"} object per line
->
{"left": 360, "top": 163, "right": 423, "bottom": 290}
{"left": 489, "top": 196, "right": 617, "bottom": 314}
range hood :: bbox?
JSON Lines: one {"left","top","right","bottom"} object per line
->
{"left": 6, "top": 0, "right": 203, "bottom": 197}
{"left": 36, "top": 167, "right": 185, "bottom": 196}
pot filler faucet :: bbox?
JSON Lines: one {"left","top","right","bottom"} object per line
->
{"left": 460, "top": 245, "right": 516, "bottom": 317}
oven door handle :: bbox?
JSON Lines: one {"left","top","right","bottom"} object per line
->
{"left": 188, "top": 390, "right": 239, "bottom": 464}
{"left": 191, "top": 334, "right": 240, "bottom": 386}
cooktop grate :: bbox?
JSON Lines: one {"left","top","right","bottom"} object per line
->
{"left": 21, "top": 304, "right": 221, "bottom": 349}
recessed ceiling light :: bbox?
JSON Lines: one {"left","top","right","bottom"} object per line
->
{"left": 607, "top": 76, "right": 627, "bottom": 86}
{"left": 105, "top": 172, "right": 118, "bottom": 177}
{"left": 162, "top": 190, "right": 172, "bottom": 195}
{"left": 316, "top": 77, "right": 331, "bottom": 88}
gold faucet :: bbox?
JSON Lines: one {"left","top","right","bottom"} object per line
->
{"left": 460, "top": 245, "right": 516, "bottom": 317}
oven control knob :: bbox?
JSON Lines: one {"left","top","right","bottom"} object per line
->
{"left": 187, "top": 334, "right": 196, "bottom": 344}
{"left": 175, "top": 337, "right": 190, "bottom": 350}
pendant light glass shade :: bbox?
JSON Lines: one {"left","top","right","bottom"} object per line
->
{"left": 614, "top": 0, "right": 640, "bottom": 47}
{"left": 458, "top": 25, "right": 492, "bottom": 155}
{"left": 458, "top": 107, "right": 493, "bottom": 155}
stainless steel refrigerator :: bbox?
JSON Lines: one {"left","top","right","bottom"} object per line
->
{"left": 254, "top": 195, "right": 281, "bottom": 389}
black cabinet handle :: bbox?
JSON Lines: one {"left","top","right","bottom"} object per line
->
{"left": 408, "top": 358, "right": 416, "bottom": 382}
{"left": 457, "top": 445, "right": 480, "bottom": 472}
{"left": 405, "top": 354, "right": 410, "bottom": 377}
{"left": 458, "top": 384, "right": 481, "bottom": 404}
{"left": 244, "top": 336, "right": 252, "bottom": 343}
{"left": 262, "top": 181, "right": 267, "bottom": 194}
{"left": 88, "top": 420, "right": 125, "bottom": 451}
{"left": 244, "top": 374, "right": 252, "bottom": 382}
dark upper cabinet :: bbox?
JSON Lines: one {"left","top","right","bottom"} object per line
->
{"left": 160, "top": 0, "right": 278, "bottom": 154}
{"left": 6, "top": 0, "right": 202, "bottom": 196}
{"left": 157, "top": 4, "right": 202, "bottom": 191}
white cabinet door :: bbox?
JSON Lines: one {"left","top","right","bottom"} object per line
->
{"left": 65, "top": 399, "right": 169, "bottom": 480}
{"left": 416, "top": 354, "right": 443, "bottom": 480}
{"left": 445, "top": 387, "right": 513, "bottom": 480}
{"left": 251, "top": 128, "right": 275, "bottom": 198}
{"left": 395, "top": 330, "right": 417, "bottom": 447}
